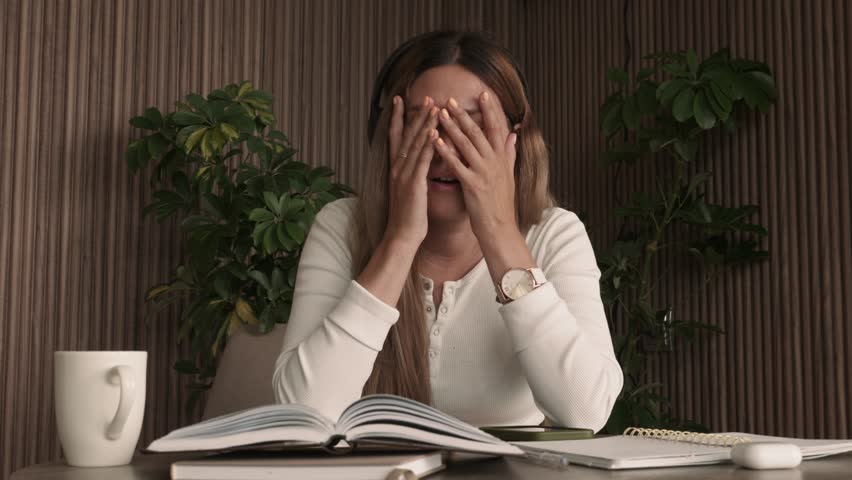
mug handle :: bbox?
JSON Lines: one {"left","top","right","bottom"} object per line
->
{"left": 106, "top": 365, "right": 135, "bottom": 440}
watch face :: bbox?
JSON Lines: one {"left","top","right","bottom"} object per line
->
{"left": 501, "top": 269, "right": 534, "bottom": 300}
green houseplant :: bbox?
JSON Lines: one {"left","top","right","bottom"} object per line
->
{"left": 126, "top": 81, "right": 353, "bottom": 413}
{"left": 596, "top": 48, "right": 777, "bottom": 432}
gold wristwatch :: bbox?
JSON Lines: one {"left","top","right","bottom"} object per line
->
{"left": 495, "top": 267, "right": 547, "bottom": 304}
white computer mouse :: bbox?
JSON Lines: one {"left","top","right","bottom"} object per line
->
{"left": 731, "top": 442, "right": 803, "bottom": 469}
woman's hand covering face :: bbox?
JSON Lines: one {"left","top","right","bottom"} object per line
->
{"left": 432, "top": 91, "right": 520, "bottom": 236}
{"left": 383, "top": 95, "right": 440, "bottom": 247}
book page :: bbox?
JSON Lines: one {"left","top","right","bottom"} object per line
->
{"left": 346, "top": 423, "right": 523, "bottom": 456}
{"left": 337, "top": 395, "right": 522, "bottom": 456}
{"left": 147, "top": 404, "right": 334, "bottom": 452}
{"left": 338, "top": 395, "right": 490, "bottom": 438}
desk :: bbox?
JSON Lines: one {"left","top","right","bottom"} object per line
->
{"left": 11, "top": 452, "right": 852, "bottom": 479}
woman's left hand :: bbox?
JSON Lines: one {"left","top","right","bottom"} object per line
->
{"left": 432, "top": 91, "right": 519, "bottom": 238}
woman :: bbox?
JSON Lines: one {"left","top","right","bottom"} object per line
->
{"left": 272, "top": 30, "right": 622, "bottom": 432}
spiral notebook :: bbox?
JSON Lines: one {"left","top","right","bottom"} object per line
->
{"left": 515, "top": 428, "right": 852, "bottom": 470}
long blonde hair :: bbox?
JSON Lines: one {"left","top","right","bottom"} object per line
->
{"left": 353, "top": 30, "right": 555, "bottom": 404}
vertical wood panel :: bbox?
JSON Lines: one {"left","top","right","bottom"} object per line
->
{"left": 1, "top": 0, "right": 850, "bottom": 476}
{"left": 520, "top": 0, "right": 851, "bottom": 440}
{"left": 0, "top": 0, "right": 516, "bottom": 476}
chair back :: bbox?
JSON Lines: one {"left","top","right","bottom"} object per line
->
{"left": 202, "top": 323, "right": 288, "bottom": 420}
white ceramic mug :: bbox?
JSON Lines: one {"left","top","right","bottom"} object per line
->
{"left": 54, "top": 351, "right": 147, "bottom": 467}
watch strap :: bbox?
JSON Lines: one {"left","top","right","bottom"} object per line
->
{"left": 529, "top": 267, "right": 547, "bottom": 286}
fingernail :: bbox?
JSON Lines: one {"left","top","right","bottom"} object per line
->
{"left": 441, "top": 108, "right": 450, "bottom": 120}
{"left": 430, "top": 106, "right": 439, "bottom": 116}
{"left": 481, "top": 91, "right": 489, "bottom": 102}
{"left": 423, "top": 96, "right": 432, "bottom": 107}
{"left": 436, "top": 138, "right": 445, "bottom": 147}
{"left": 392, "top": 96, "right": 398, "bottom": 106}
{"left": 448, "top": 97, "right": 458, "bottom": 108}
{"left": 512, "top": 133, "right": 518, "bottom": 145}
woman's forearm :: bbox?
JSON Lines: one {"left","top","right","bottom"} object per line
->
{"left": 356, "top": 236, "right": 420, "bottom": 307}
{"left": 274, "top": 236, "right": 418, "bottom": 419}
{"left": 477, "top": 223, "right": 537, "bottom": 286}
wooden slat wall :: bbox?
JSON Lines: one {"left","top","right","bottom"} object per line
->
{"left": 1, "top": 0, "right": 849, "bottom": 476}
{"left": 0, "top": 0, "right": 523, "bottom": 476}
{"left": 524, "top": 0, "right": 851, "bottom": 439}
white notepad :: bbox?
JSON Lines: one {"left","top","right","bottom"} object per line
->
{"left": 515, "top": 431, "right": 852, "bottom": 470}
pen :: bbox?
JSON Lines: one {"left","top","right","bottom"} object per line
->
{"left": 514, "top": 445, "right": 571, "bottom": 470}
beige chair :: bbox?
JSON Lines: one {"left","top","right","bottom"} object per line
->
{"left": 202, "top": 323, "right": 288, "bottom": 420}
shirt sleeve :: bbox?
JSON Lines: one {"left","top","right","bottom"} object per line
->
{"left": 271, "top": 199, "right": 399, "bottom": 421}
{"left": 498, "top": 208, "right": 624, "bottom": 432}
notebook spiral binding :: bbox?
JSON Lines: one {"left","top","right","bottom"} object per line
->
{"left": 622, "top": 427, "right": 753, "bottom": 447}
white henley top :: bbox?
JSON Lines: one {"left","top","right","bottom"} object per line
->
{"left": 272, "top": 198, "right": 623, "bottom": 432}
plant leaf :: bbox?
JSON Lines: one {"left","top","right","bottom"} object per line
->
{"left": 636, "top": 82, "right": 658, "bottom": 114}
{"left": 693, "top": 91, "right": 716, "bottom": 129}
{"left": 234, "top": 298, "right": 257, "bottom": 325}
{"left": 656, "top": 78, "right": 688, "bottom": 106}
{"left": 186, "top": 94, "right": 212, "bottom": 119}
{"left": 263, "top": 223, "right": 278, "bottom": 253}
{"left": 672, "top": 87, "right": 696, "bottom": 122}
{"left": 184, "top": 126, "right": 208, "bottom": 153}
{"left": 263, "top": 191, "right": 280, "bottom": 212}
{"left": 247, "top": 136, "right": 265, "bottom": 153}
{"left": 219, "top": 122, "right": 239, "bottom": 140}
{"left": 200, "top": 130, "right": 213, "bottom": 158}
{"left": 277, "top": 223, "right": 297, "bottom": 250}
{"left": 130, "top": 115, "right": 157, "bottom": 130}
{"left": 252, "top": 221, "right": 272, "bottom": 245}
{"left": 146, "top": 133, "right": 171, "bottom": 157}
{"left": 238, "top": 81, "right": 253, "bottom": 97}
{"left": 172, "top": 111, "right": 207, "bottom": 126}
{"left": 143, "top": 107, "right": 163, "bottom": 128}
{"left": 686, "top": 49, "right": 699, "bottom": 76}
{"left": 621, "top": 96, "right": 641, "bottom": 130}
{"left": 145, "top": 284, "right": 171, "bottom": 301}
{"left": 285, "top": 222, "right": 306, "bottom": 244}
{"left": 249, "top": 208, "right": 274, "bottom": 222}
{"left": 248, "top": 270, "right": 272, "bottom": 291}
{"left": 747, "top": 71, "right": 778, "bottom": 100}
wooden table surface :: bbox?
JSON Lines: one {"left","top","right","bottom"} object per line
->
{"left": 11, "top": 451, "right": 852, "bottom": 479}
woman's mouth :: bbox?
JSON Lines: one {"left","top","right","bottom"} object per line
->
{"left": 429, "top": 176, "right": 461, "bottom": 191}
{"left": 430, "top": 176, "right": 459, "bottom": 184}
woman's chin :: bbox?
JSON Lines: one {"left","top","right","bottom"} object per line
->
{"left": 426, "top": 193, "right": 467, "bottom": 222}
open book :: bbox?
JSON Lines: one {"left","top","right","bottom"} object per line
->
{"left": 147, "top": 394, "right": 523, "bottom": 457}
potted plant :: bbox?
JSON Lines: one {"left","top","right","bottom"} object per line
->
{"left": 126, "top": 81, "right": 353, "bottom": 413}
{"left": 596, "top": 48, "right": 777, "bottom": 432}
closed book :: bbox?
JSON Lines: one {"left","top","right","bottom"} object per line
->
{"left": 171, "top": 451, "right": 444, "bottom": 480}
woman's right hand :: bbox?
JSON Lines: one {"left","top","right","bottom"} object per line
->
{"left": 385, "top": 95, "right": 440, "bottom": 248}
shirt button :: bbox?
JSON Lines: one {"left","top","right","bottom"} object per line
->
{"left": 433, "top": 328, "right": 440, "bottom": 336}
{"left": 447, "top": 286, "right": 454, "bottom": 294}
{"left": 426, "top": 306, "right": 433, "bottom": 313}
{"left": 429, "top": 349, "right": 437, "bottom": 359}
{"left": 440, "top": 306, "right": 448, "bottom": 314}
